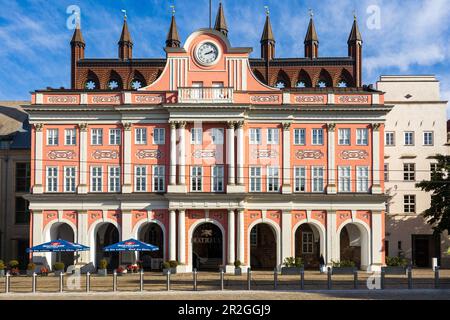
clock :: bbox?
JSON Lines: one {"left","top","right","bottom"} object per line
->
{"left": 195, "top": 42, "right": 220, "bottom": 66}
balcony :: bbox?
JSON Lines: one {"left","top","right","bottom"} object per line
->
{"left": 178, "top": 87, "right": 234, "bottom": 104}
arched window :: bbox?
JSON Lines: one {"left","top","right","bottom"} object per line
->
{"left": 107, "top": 71, "right": 123, "bottom": 91}
{"left": 297, "top": 70, "right": 312, "bottom": 88}
{"left": 316, "top": 69, "right": 333, "bottom": 88}
{"left": 275, "top": 70, "right": 290, "bottom": 89}
{"left": 337, "top": 69, "right": 354, "bottom": 87}
{"left": 130, "top": 71, "right": 147, "bottom": 90}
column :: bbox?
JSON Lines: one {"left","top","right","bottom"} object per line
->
{"left": 178, "top": 210, "right": 186, "bottom": 264}
{"left": 281, "top": 210, "right": 292, "bottom": 261}
{"left": 227, "top": 209, "right": 235, "bottom": 265}
{"left": 282, "top": 123, "right": 292, "bottom": 194}
{"left": 326, "top": 210, "right": 337, "bottom": 265}
{"left": 77, "top": 210, "right": 89, "bottom": 264}
{"left": 371, "top": 211, "right": 383, "bottom": 271}
{"left": 236, "top": 121, "right": 245, "bottom": 185}
{"left": 169, "top": 210, "right": 177, "bottom": 261}
{"left": 372, "top": 123, "right": 382, "bottom": 194}
{"left": 170, "top": 122, "right": 177, "bottom": 186}
{"left": 178, "top": 122, "right": 187, "bottom": 186}
{"left": 33, "top": 124, "right": 44, "bottom": 194}
{"left": 236, "top": 209, "right": 245, "bottom": 264}
{"left": 31, "top": 211, "right": 45, "bottom": 263}
{"left": 78, "top": 123, "right": 88, "bottom": 194}
{"left": 327, "top": 123, "right": 337, "bottom": 194}
{"left": 122, "top": 123, "right": 132, "bottom": 193}
{"left": 226, "top": 121, "right": 235, "bottom": 185}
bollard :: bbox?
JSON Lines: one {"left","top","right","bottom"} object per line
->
{"left": 327, "top": 267, "right": 332, "bottom": 290}
{"left": 140, "top": 270, "right": 144, "bottom": 292}
{"left": 113, "top": 271, "right": 117, "bottom": 292}
{"left": 380, "top": 269, "right": 385, "bottom": 290}
{"left": 166, "top": 270, "right": 171, "bottom": 291}
{"left": 300, "top": 269, "right": 305, "bottom": 290}
{"left": 193, "top": 269, "right": 198, "bottom": 291}
{"left": 434, "top": 266, "right": 440, "bottom": 289}
{"left": 353, "top": 270, "right": 358, "bottom": 290}
{"left": 5, "top": 272, "right": 10, "bottom": 293}
{"left": 59, "top": 273, "right": 64, "bottom": 293}
{"left": 220, "top": 269, "right": 224, "bottom": 291}
{"left": 273, "top": 268, "right": 278, "bottom": 290}
{"left": 86, "top": 272, "right": 90, "bottom": 293}
{"left": 407, "top": 266, "right": 412, "bottom": 290}
{"left": 32, "top": 273, "right": 37, "bottom": 293}
{"left": 247, "top": 268, "right": 252, "bottom": 291}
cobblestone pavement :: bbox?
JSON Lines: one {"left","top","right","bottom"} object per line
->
{"left": 0, "top": 269, "right": 449, "bottom": 299}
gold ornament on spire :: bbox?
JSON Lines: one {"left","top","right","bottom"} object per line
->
{"left": 264, "top": 6, "right": 270, "bottom": 16}
{"left": 309, "top": 8, "right": 314, "bottom": 18}
{"left": 121, "top": 9, "right": 127, "bottom": 21}
{"left": 170, "top": 5, "right": 175, "bottom": 16}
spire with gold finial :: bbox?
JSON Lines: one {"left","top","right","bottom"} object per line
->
{"left": 304, "top": 9, "right": 319, "bottom": 58}
{"left": 348, "top": 11, "right": 363, "bottom": 87}
{"left": 71, "top": 12, "right": 85, "bottom": 89}
{"left": 118, "top": 10, "right": 133, "bottom": 60}
{"left": 348, "top": 11, "right": 363, "bottom": 44}
{"left": 261, "top": 6, "right": 275, "bottom": 61}
{"left": 166, "top": 5, "right": 181, "bottom": 48}
{"left": 214, "top": 1, "right": 228, "bottom": 36}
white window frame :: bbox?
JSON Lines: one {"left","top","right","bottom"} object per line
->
{"left": 267, "top": 166, "right": 280, "bottom": 192}
{"left": 356, "top": 166, "right": 369, "bottom": 193}
{"left": 338, "top": 128, "right": 351, "bottom": 145}
{"left": 423, "top": 131, "right": 434, "bottom": 146}
{"left": 47, "top": 129, "right": 59, "bottom": 146}
{"left": 384, "top": 163, "right": 389, "bottom": 182}
{"left": 294, "top": 166, "right": 306, "bottom": 192}
{"left": 294, "top": 128, "right": 306, "bottom": 145}
{"left": 249, "top": 166, "right": 262, "bottom": 192}
{"left": 404, "top": 195, "right": 416, "bottom": 213}
{"left": 191, "top": 128, "right": 203, "bottom": 145}
{"left": 90, "top": 166, "right": 103, "bottom": 193}
{"left": 64, "top": 129, "right": 76, "bottom": 146}
{"left": 338, "top": 166, "right": 351, "bottom": 192}
{"left": 404, "top": 131, "right": 414, "bottom": 146}
{"left": 210, "top": 128, "right": 224, "bottom": 145}
{"left": 134, "top": 166, "right": 147, "bottom": 192}
{"left": 249, "top": 128, "right": 261, "bottom": 145}
{"left": 385, "top": 132, "right": 395, "bottom": 146}
{"left": 46, "top": 166, "right": 58, "bottom": 192}
{"left": 63, "top": 166, "right": 76, "bottom": 193}
{"left": 191, "top": 166, "right": 203, "bottom": 192}
{"left": 91, "top": 129, "right": 103, "bottom": 146}
{"left": 356, "top": 128, "right": 368, "bottom": 146}
{"left": 153, "top": 128, "right": 165, "bottom": 145}
{"left": 212, "top": 165, "right": 224, "bottom": 192}
{"left": 153, "top": 165, "right": 165, "bottom": 192}
{"left": 109, "top": 128, "right": 121, "bottom": 145}
{"left": 267, "top": 128, "right": 279, "bottom": 145}
{"left": 312, "top": 129, "right": 324, "bottom": 145}
{"left": 135, "top": 128, "right": 147, "bottom": 145}
{"left": 108, "top": 166, "right": 121, "bottom": 193}
{"left": 312, "top": 166, "right": 324, "bottom": 192}
{"left": 403, "top": 163, "right": 415, "bottom": 181}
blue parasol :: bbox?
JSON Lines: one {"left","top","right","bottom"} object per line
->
{"left": 103, "top": 239, "right": 159, "bottom": 252}
{"left": 26, "top": 239, "right": 89, "bottom": 253}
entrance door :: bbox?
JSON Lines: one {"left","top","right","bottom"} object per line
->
{"left": 192, "top": 223, "right": 223, "bottom": 271}
{"left": 413, "top": 236, "right": 430, "bottom": 267}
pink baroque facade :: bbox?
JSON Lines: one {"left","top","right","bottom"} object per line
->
{"left": 25, "top": 24, "right": 389, "bottom": 272}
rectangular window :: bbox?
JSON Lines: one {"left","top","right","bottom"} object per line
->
{"left": 64, "top": 167, "right": 76, "bottom": 193}
{"left": 403, "top": 163, "right": 415, "bottom": 181}
{"left": 250, "top": 167, "right": 262, "bottom": 192}
{"left": 302, "top": 232, "right": 314, "bottom": 254}
{"left": 153, "top": 166, "right": 165, "bottom": 192}
{"left": 384, "top": 163, "right": 389, "bottom": 182}
{"left": 47, "top": 129, "right": 59, "bottom": 146}
{"left": 356, "top": 128, "right": 368, "bottom": 145}
{"left": 385, "top": 132, "right": 395, "bottom": 146}
{"left": 191, "top": 128, "right": 203, "bottom": 145}
{"left": 15, "top": 197, "right": 30, "bottom": 224}
{"left": 294, "top": 166, "right": 306, "bottom": 192}
{"left": 312, "top": 167, "right": 324, "bottom": 192}
{"left": 356, "top": 166, "right": 369, "bottom": 192}
{"left": 210, "top": 128, "right": 224, "bottom": 145}
{"left": 404, "top": 131, "right": 414, "bottom": 146}
{"left": 249, "top": 128, "right": 261, "bottom": 145}
{"left": 294, "top": 128, "right": 306, "bottom": 145}
{"left": 312, "top": 129, "right": 324, "bottom": 145}
{"left": 64, "top": 129, "right": 76, "bottom": 146}
{"left": 15, "top": 163, "right": 30, "bottom": 193}
{"left": 135, "top": 166, "right": 147, "bottom": 192}
{"left": 338, "top": 166, "right": 351, "bottom": 192}
{"left": 267, "top": 128, "right": 279, "bottom": 145}
{"left": 135, "top": 128, "right": 147, "bottom": 145}
{"left": 153, "top": 128, "right": 165, "bottom": 145}
{"left": 91, "top": 129, "right": 103, "bottom": 145}
{"left": 404, "top": 195, "right": 416, "bottom": 213}
{"left": 423, "top": 131, "right": 434, "bottom": 146}
{"left": 109, "top": 129, "right": 121, "bottom": 145}
{"left": 267, "top": 166, "right": 280, "bottom": 192}
{"left": 212, "top": 165, "right": 224, "bottom": 192}
{"left": 338, "top": 128, "right": 351, "bottom": 145}
{"left": 108, "top": 166, "right": 121, "bottom": 192}
{"left": 191, "top": 166, "right": 202, "bottom": 192}
{"left": 90, "top": 167, "right": 103, "bottom": 192}
{"left": 46, "top": 167, "right": 58, "bottom": 192}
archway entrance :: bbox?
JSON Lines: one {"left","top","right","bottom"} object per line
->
{"left": 294, "top": 224, "right": 321, "bottom": 269}
{"left": 95, "top": 223, "right": 120, "bottom": 270}
{"left": 138, "top": 223, "right": 164, "bottom": 270}
{"left": 192, "top": 223, "right": 223, "bottom": 271}
{"left": 49, "top": 223, "right": 75, "bottom": 269}
{"left": 250, "top": 224, "right": 276, "bottom": 270}
{"left": 340, "top": 224, "right": 362, "bottom": 269}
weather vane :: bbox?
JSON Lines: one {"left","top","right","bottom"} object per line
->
{"left": 353, "top": 10, "right": 357, "bottom": 20}
{"left": 264, "top": 6, "right": 270, "bottom": 16}
{"left": 170, "top": 5, "right": 175, "bottom": 16}
{"left": 309, "top": 8, "right": 314, "bottom": 18}
{"left": 121, "top": 9, "right": 127, "bottom": 21}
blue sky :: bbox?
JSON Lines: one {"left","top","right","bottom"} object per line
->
{"left": 0, "top": 0, "right": 449, "bottom": 116}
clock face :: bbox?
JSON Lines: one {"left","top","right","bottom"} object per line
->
{"left": 195, "top": 42, "right": 219, "bottom": 65}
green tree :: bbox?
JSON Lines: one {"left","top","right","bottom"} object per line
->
{"left": 416, "top": 155, "right": 450, "bottom": 234}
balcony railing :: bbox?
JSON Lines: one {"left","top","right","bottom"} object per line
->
{"left": 178, "top": 87, "right": 234, "bottom": 104}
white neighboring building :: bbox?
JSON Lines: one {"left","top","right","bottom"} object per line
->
{"left": 377, "top": 75, "right": 450, "bottom": 268}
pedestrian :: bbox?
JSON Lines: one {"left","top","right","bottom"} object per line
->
{"left": 319, "top": 255, "right": 325, "bottom": 273}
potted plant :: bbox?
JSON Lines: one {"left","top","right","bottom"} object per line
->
{"left": 8, "top": 260, "right": 20, "bottom": 276}
{"left": 0, "top": 260, "right": 5, "bottom": 277}
{"left": 98, "top": 259, "right": 108, "bottom": 276}
{"left": 26, "top": 263, "right": 36, "bottom": 276}
{"left": 383, "top": 256, "right": 409, "bottom": 275}
{"left": 234, "top": 260, "right": 243, "bottom": 275}
{"left": 53, "top": 262, "right": 65, "bottom": 276}
{"left": 162, "top": 260, "right": 178, "bottom": 275}
{"left": 40, "top": 267, "right": 49, "bottom": 276}
{"left": 281, "top": 257, "right": 305, "bottom": 275}
{"left": 330, "top": 260, "right": 357, "bottom": 274}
